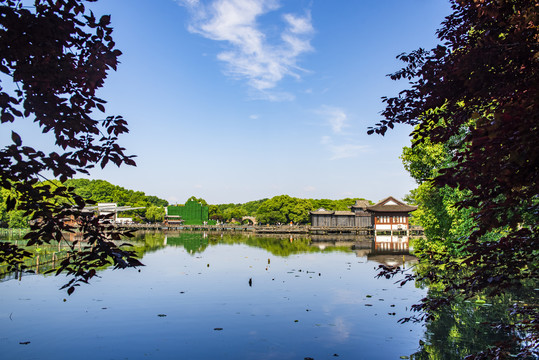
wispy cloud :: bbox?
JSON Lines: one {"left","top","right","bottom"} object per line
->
{"left": 177, "top": 0, "right": 314, "bottom": 99}
{"left": 318, "top": 105, "right": 349, "bottom": 134}
{"left": 330, "top": 317, "right": 351, "bottom": 343}
{"left": 315, "top": 106, "right": 369, "bottom": 160}
{"left": 320, "top": 136, "right": 368, "bottom": 160}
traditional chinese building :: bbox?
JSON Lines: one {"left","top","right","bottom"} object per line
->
{"left": 367, "top": 196, "right": 417, "bottom": 232}
{"left": 309, "top": 196, "right": 416, "bottom": 231}
{"left": 310, "top": 199, "right": 371, "bottom": 227}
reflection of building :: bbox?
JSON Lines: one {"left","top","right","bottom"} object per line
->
{"left": 373, "top": 234, "right": 409, "bottom": 253}
{"left": 306, "top": 233, "right": 417, "bottom": 266}
{"left": 165, "top": 233, "right": 209, "bottom": 253}
{"left": 368, "top": 234, "right": 416, "bottom": 267}
{"left": 310, "top": 196, "right": 416, "bottom": 231}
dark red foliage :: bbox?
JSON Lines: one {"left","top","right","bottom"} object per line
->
{"left": 372, "top": 1, "right": 538, "bottom": 358}
{"left": 0, "top": 0, "right": 141, "bottom": 292}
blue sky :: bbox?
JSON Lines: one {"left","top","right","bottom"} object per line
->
{"left": 14, "top": 0, "right": 453, "bottom": 205}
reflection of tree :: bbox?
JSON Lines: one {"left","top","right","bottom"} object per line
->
{"left": 129, "top": 232, "right": 355, "bottom": 257}
{"left": 211, "top": 233, "right": 353, "bottom": 257}
{"left": 410, "top": 286, "right": 536, "bottom": 360}
{"left": 398, "top": 250, "right": 538, "bottom": 360}
{"left": 131, "top": 232, "right": 420, "bottom": 259}
{"left": 3, "top": 232, "right": 420, "bottom": 279}
{"left": 0, "top": 241, "right": 68, "bottom": 281}
{"left": 166, "top": 233, "right": 210, "bottom": 254}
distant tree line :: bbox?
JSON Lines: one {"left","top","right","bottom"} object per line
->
{"left": 64, "top": 179, "right": 168, "bottom": 223}
{"left": 207, "top": 195, "right": 372, "bottom": 224}
{"left": 0, "top": 179, "right": 170, "bottom": 227}
{"left": 1, "top": 178, "right": 373, "bottom": 228}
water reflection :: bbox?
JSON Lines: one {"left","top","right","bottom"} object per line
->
{"left": 136, "top": 231, "right": 417, "bottom": 266}
{"left": 0, "top": 231, "right": 425, "bottom": 360}
{"left": 1, "top": 231, "right": 526, "bottom": 359}
{"left": 1, "top": 232, "right": 418, "bottom": 284}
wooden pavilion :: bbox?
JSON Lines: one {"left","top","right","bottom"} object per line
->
{"left": 309, "top": 196, "right": 416, "bottom": 231}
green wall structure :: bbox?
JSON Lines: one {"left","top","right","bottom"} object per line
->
{"left": 167, "top": 201, "right": 211, "bottom": 225}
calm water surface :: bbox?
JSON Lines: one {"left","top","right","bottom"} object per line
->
{"left": 0, "top": 232, "right": 425, "bottom": 360}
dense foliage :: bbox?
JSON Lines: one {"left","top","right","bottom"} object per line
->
{"left": 0, "top": 188, "right": 27, "bottom": 228}
{"left": 0, "top": 179, "right": 168, "bottom": 226}
{"left": 207, "top": 195, "right": 370, "bottom": 224}
{"left": 374, "top": 1, "right": 538, "bottom": 358}
{"left": 0, "top": 0, "right": 141, "bottom": 294}
{"left": 65, "top": 179, "right": 168, "bottom": 208}
{"left": 65, "top": 179, "right": 168, "bottom": 222}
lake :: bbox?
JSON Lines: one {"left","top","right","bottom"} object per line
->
{"left": 1, "top": 232, "right": 426, "bottom": 360}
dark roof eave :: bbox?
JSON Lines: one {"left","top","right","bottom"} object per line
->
{"left": 366, "top": 205, "right": 417, "bottom": 213}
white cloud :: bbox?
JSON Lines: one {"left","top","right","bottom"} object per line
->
{"left": 304, "top": 185, "right": 316, "bottom": 192}
{"left": 178, "top": 0, "right": 200, "bottom": 7}
{"left": 320, "top": 135, "right": 331, "bottom": 145}
{"left": 328, "top": 143, "right": 368, "bottom": 160}
{"left": 178, "top": 0, "right": 314, "bottom": 98}
{"left": 315, "top": 106, "right": 369, "bottom": 159}
{"left": 330, "top": 317, "right": 351, "bottom": 343}
{"left": 321, "top": 136, "right": 368, "bottom": 160}
{"left": 283, "top": 13, "right": 313, "bottom": 34}
{"left": 249, "top": 114, "right": 259, "bottom": 119}
{"left": 318, "top": 105, "right": 348, "bottom": 134}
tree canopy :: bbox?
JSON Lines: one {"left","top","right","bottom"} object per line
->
{"left": 207, "top": 196, "right": 370, "bottom": 224}
{"left": 374, "top": 1, "right": 538, "bottom": 358}
{"left": 0, "top": 0, "right": 141, "bottom": 294}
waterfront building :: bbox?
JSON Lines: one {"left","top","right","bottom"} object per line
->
{"left": 309, "top": 196, "right": 416, "bottom": 231}
{"left": 368, "top": 196, "right": 417, "bottom": 232}
{"left": 83, "top": 203, "right": 145, "bottom": 224}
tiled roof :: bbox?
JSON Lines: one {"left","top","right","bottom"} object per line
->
{"left": 367, "top": 196, "right": 417, "bottom": 213}
{"left": 310, "top": 208, "right": 334, "bottom": 215}
{"left": 309, "top": 210, "right": 356, "bottom": 216}
{"left": 351, "top": 200, "right": 370, "bottom": 209}
{"left": 334, "top": 211, "right": 354, "bottom": 216}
